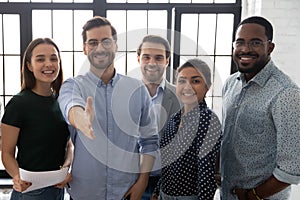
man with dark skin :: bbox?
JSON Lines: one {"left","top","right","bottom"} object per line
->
{"left": 221, "top": 16, "right": 300, "bottom": 200}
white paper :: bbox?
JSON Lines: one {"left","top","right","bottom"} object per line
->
{"left": 19, "top": 167, "right": 68, "bottom": 193}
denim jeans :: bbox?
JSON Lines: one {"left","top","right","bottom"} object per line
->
{"left": 159, "top": 191, "right": 198, "bottom": 200}
{"left": 10, "top": 186, "right": 64, "bottom": 200}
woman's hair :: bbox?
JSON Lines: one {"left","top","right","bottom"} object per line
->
{"left": 21, "top": 38, "right": 63, "bottom": 98}
{"left": 176, "top": 58, "right": 212, "bottom": 89}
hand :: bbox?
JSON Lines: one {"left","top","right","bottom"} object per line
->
{"left": 55, "top": 172, "right": 71, "bottom": 189}
{"left": 123, "top": 178, "right": 148, "bottom": 200}
{"left": 215, "top": 173, "right": 221, "bottom": 187}
{"left": 12, "top": 174, "right": 32, "bottom": 192}
{"left": 71, "top": 96, "right": 95, "bottom": 139}
{"left": 151, "top": 193, "right": 159, "bottom": 200}
{"left": 232, "top": 188, "right": 248, "bottom": 200}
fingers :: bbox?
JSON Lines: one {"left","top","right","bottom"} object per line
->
{"left": 84, "top": 96, "right": 95, "bottom": 139}
{"left": 13, "top": 179, "right": 32, "bottom": 192}
{"left": 54, "top": 173, "right": 72, "bottom": 188}
{"left": 85, "top": 96, "right": 93, "bottom": 114}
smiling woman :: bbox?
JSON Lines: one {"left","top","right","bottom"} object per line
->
{"left": 0, "top": 38, "right": 72, "bottom": 200}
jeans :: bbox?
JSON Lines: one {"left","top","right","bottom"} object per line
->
{"left": 10, "top": 186, "right": 64, "bottom": 200}
{"left": 159, "top": 191, "right": 198, "bottom": 200}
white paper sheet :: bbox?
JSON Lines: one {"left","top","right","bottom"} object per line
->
{"left": 19, "top": 167, "right": 68, "bottom": 193}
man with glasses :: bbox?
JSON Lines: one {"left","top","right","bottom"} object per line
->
{"left": 58, "top": 16, "right": 158, "bottom": 200}
{"left": 221, "top": 16, "right": 300, "bottom": 200}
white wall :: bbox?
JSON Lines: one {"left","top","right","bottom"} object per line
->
{"left": 242, "top": 0, "right": 300, "bottom": 86}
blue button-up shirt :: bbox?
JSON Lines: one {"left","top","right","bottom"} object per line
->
{"left": 58, "top": 70, "right": 158, "bottom": 200}
{"left": 221, "top": 60, "right": 300, "bottom": 199}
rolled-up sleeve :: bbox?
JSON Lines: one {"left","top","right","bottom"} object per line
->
{"left": 58, "top": 78, "right": 86, "bottom": 124}
{"left": 138, "top": 86, "right": 159, "bottom": 157}
{"left": 273, "top": 87, "right": 300, "bottom": 184}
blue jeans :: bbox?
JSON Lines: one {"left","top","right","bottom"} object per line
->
{"left": 10, "top": 186, "right": 64, "bottom": 200}
{"left": 159, "top": 191, "right": 198, "bottom": 200}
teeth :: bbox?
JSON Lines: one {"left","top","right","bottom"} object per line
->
{"left": 240, "top": 57, "right": 253, "bottom": 61}
{"left": 183, "top": 93, "right": 195, "bottom": 97}
{"left": 42, "top": 70, "right": 54, "bottom": 74}
{"left": 95, "top": 54, "right": 106, "bottom": 59}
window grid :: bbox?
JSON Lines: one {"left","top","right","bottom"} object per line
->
{"left": 0, "top": 0, "right": 241, "bottom": 177}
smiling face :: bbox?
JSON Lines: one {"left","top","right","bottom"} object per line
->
{"left": 27, "top": 43, "right": 60, "bottom": 87}
{"left": 84, "top": 25, "right": 117, "bottom": 73}
{"left": 138, "top": 42, "right": 169, "bottom": 84}
{"left": 176, "top": 66, "right": 208, "bottom": 111}
{"left": 233, "top": 23, "right": 274, "bottom": 81}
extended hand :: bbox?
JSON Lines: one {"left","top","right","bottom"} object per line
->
{"left": 70, "top": 96, "right": 95, "bottom": 139}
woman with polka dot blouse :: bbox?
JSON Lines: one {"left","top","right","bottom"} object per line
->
{"left": 152, "top": 58, "right": 222, "bottom": 200}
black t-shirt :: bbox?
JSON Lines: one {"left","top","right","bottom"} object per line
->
{"left": 2, "top": 89, "right": 70, "bottom": 171}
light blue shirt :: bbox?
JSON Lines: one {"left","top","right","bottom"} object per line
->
{"left": 58, "top": 70, "right": 159, "bottom": 200}
{"left": 148, "top": 80, "right": 165, "bottom": 177}
{"left": 151, "top": 80, "right": 165, "bottom": 131}
{"left": 221, "top": 60, "right": 300, "bottom": 200}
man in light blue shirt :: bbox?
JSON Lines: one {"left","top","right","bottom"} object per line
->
{"left": 58, "top": 16, "right": 158, "bottom": 200}
{"left": 221, "top": 16, "right": 300, "bottom": 200}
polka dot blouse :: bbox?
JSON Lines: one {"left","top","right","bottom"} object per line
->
{"left": 155, "top": 101, "right": 222, "bottom": 199}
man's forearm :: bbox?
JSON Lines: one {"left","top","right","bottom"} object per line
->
{"left": 252, "top": 175, "right": 290, "bottom": 199}
{"left": 235, "top": 175, "right": 290, "bottom": 200}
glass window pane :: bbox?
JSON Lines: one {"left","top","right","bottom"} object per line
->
{"left": 181, "top": 14, "right": 198, "bottom": 55}
{"left": 106, "top": 0, "right": 126, "bottom": 3}
{"left": 198, "top": 14, "right": 216, "bottom": 55}
{"left": 148, "top": 10, "right": 168, "bottom": 37}
{"left": 210, "top": 97, "right": 222, "bottom": 119}
{"left": 215, "top": 0, "right": 236, "bottom": 3}
{"left": 170, "top": 0, "right": 190, "bottom": 3}
{"left": 127, "top": 11, "right": 147, "bottom": 51}
{"left": 3, "top": 14, "right": 20, "bottom": 54}
{"left": 0, "top": 15, "right": 2, "bottom": 53}
{"left": 215, "top": 56, "right": 231, "bottom": 95}
{"left": 60, "top": 52, "right": 74, "bottom": 80}
{"left": 107, "top": 10, "right": 127, "bottom": 52}
{"left": 215, "top": 14, "right": 234, "bottom": 55}
{"left": 192, "top": 0, "right": 213, "bottom": 2}
{"left": 149, "top": 0, "right": 168, "bottom": 2}
{"left": 0, "top": 56, "right": 3, "bottom": 95}
{"left": 9, "top": 0, "right": 29, "bottom": 2}
{"left": 74, "top": 10, "right": 93, "bottom": 51}
{"left": 74, "top": 0, "right": 93, "bottom": 2}
{"left": 52, "top": 0, "right": 73, "bottom": 2}
{"left": 114, "top": 52, "right": 126, "bottom": 75}
{"left": 31, "top": 0, "right": 51, "bottom": 2}
{"left": 53, "top": 10, "right": 73, "bottom": 51}
{"left": 74, "top": 52, "right": 89, "bottom": 76}
{"left": 126, "top": 52, "right": 140, "bottom": 78}
{"left": 128, "top": 0, "right": 147, "bottom": 2}
{"left": 32, "top": 10, "right": 52, "bottom": 39}
{"left": 5, "top": 56, "right": 21, "bottom": 95}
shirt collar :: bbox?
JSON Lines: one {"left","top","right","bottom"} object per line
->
{"left": 159, "top": 79, "right": 166, "bottom": 91}
{"left": 237, "top": 60, "right": 274, "bottom": 87}
{"left": 87, "top": 69, "right": 119, "bottom": 87}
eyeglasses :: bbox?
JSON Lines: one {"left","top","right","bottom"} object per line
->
{"left": 232, "top": 40, "right": 270, "bottom": 49}
{"left": 85, "top": 38, "right": 115, "bottom": 49}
